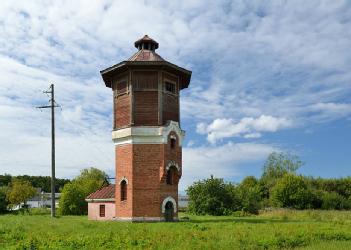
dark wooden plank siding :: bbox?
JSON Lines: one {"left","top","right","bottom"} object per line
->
{"left": 162, "top": 93, "right": 179, "bottom": 124}
{"left": 115, "top": 93, "right": 131, "bottom": 128}
{"left": 134, "top": 91, "right": 159, "bottom": 126}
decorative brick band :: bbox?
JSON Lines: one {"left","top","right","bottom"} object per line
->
{"left": 112, "top": 121, "right": 185, "bottom": 146}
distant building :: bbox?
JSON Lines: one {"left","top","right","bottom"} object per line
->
{"left": 12, "top": 189, "right": 60, "bottom": 210}
{"left": 86, "top": 185, "right": 115, "bottom": 220}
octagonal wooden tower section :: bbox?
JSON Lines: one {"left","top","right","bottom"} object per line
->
{"left": 101, "top": 35, "right": 191, "bottom": 221}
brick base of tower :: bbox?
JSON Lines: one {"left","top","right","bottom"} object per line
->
{"left": 113, "top": 121, "right": 183, "bottom": 222}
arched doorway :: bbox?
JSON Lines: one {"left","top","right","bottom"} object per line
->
{"left": 164, "top": 201, "right": 174, "bottom": 222}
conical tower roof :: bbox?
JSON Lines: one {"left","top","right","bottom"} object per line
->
{"left": 101, "top": 35, "right": 192, "bottom": 89}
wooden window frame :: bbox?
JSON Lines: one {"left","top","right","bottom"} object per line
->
{"left": 99, "top": 204, "right": 105, "bottom": 217}
{"left": 165, "top": 81, "right": 176, "bottom": 94}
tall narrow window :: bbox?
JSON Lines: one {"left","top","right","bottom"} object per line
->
{"left": 121, "top": 180, "right": 127, "bottom": 201}
{"left": 99, "top": 204, "right": 105, "bottom": 217}
{"left": 166, "top": 168, "right": 173, "bottom": 185}
{"left": 170, "top": 138, "right": 176, "bottom": 149}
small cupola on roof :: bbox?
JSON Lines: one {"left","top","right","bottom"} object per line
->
{"left": 134, "top": 35, "right": 159, "bottom": 51}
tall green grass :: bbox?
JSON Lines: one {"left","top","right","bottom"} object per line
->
{"left": 0, "top": 210, "right": 350, "bottom": 249}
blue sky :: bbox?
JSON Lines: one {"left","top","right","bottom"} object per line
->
{"left": 0, "top": 1, "right": 350, "bottom": 191}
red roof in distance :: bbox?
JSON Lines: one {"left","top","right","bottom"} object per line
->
{"left": 86, "top": 184, "right": 115, "bottom": 200}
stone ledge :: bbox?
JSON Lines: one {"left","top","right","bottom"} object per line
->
{"left": 112, "top": 121, "right": 185, "bottom": 146}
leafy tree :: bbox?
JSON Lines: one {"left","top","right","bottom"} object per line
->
{"left": 187, "top": 176, "right": 233, "bottom": 216}
{"left": 262, "top": 152, "right": 303, "bottom": 180}
{"left": 0, "top": 174, "right": 11, "bottom": 187}
{"left": 0, "top": 186, "right": 8, "bottom": 213}
{"left": 6, "top": 179, "right": 36, "bottom": 208}
{"left": 240, "top": 176, "right": 259, "bottom": 189}
{"left": 59, "top": 182, "right": 87, "bottom": 215}
{"left": 59, "top": 167, "right": 108, "bottom": 215}
{"left": 271, "top": 174, "right": 313, "bottom": 209}
{"left": 261, "top": 152, "right": 304, "bottom": 198}
{"left": 307, "top": 177, "right": 351, "bottom": 199}
{"left": 75, "top": 168, "right": 109, "bottom": 195}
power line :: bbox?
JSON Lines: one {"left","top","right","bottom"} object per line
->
{"left": 36, "top": 84, "right": 60, "bottom": 218}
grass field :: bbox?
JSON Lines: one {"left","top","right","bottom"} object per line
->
{"left": 0, "top": 210, "right": 351, "bottom": 249}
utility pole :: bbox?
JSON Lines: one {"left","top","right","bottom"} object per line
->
{"left": 37, "top": 84, "right": 60, "bottom": 217}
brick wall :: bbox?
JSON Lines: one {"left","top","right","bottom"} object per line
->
{"left": 115, "top": 144, "right": 133, "bottom": 218}
{"left": 115, "top": 132, "right": 182, "bottom": 219}
{"left": 132, "top": 144, "right": 162, "bottom": 217}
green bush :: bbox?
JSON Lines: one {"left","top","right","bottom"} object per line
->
{"left": 187, "top": 177, "right": 233, "bottom": 216}
{"left": 321, "top": 192, "right": 350, "bottom": 210}
{"left": 0, "top": 186, "right": 8, "bottom": 213}
{"left": 59, "top": 167, "right": 108, "bottom": 215}
{"left": 236, "top": 177, "right": 262, "bottom": 214}
{"left": 271, "top": 174, "right": 313, "bottom": 209}
{"left": 59, "top": 182, "right": 87, "bottom": 215}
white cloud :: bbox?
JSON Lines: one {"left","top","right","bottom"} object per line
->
{"left": 307, "top": 102, "right": 351, "bottom": 122}
{"left": 197, "top": 115, "right": 292, "bottom": 143}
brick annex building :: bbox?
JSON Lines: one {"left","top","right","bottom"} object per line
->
{"left": 86, "top": 35, "right": 191, "bottom": 221}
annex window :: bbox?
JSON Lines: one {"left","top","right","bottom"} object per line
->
{"left": 165, "top": 81, "right": 176, "bottom": 94}
{"left": 121, "top": 180, "right": 127, "bottom": 201}
{"left": 99, "top": 204, "right": 105, "bottom": 217}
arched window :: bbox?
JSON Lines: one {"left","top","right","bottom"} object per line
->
{"left": 120, "top": 180, "right": 127, "bottom": 201}
{"left": 166, "top": 168, "right": 173, "bottom": 185}
{"left": 166, "top": 166, "right": 178, "bottom": 185}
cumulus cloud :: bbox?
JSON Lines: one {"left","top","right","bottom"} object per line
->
{"left": 197, "top": 115, "right": 292, "bottom": 143}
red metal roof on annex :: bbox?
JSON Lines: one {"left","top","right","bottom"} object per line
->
{"left": 86, "top": 184, "right": 115, "bottom": 200}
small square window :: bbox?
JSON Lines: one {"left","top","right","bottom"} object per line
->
{"left": 165, "top": 81, "right": 176, "bottom": 93}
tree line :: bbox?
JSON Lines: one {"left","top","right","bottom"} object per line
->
{"left": 0, "top": 174, "right": 70, "bottom": 193}
{"left": 0, "top": 175, "right": 71, "bottom": 213}
{"left": 0, "top": 169, "right": 107, "bottom": 214}
{"left": 187, "top": 152, "right": 351, "bottom": 215}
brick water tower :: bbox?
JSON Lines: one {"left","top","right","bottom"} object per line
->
{"left": 100, "top": 35, "right": 191, "bottom": 221}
